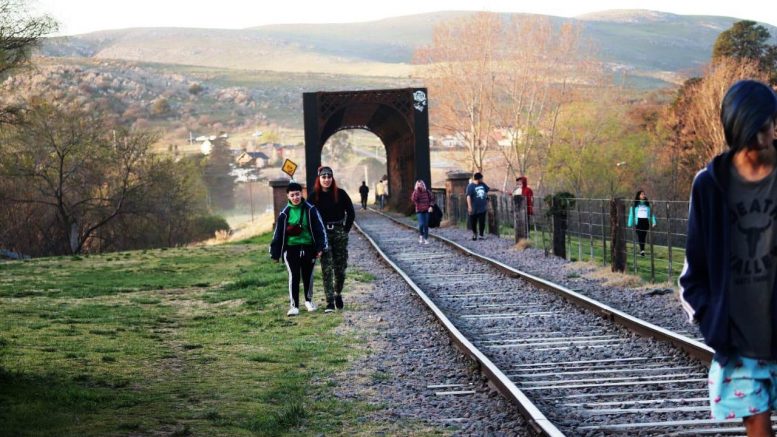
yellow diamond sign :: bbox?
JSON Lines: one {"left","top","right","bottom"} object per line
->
{"left": 281, "top": 159, "right": 298, "bottom": 178}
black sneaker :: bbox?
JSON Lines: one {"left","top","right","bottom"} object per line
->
{"left": 471, "top": 235, "right": 477, "bottom": 241}
{"left": 324, "top": 303, "right": 335, "bottom": 313}
{"left": 335, "top": 294, "right": 344, "bottom": 310}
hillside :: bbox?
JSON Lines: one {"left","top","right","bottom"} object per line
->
{"left": 1, "top": 57, "right": 417, "bottom": 146}
{"left": 40, "top": 10, "right": 777, "bottom": 86}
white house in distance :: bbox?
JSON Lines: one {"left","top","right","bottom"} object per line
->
{"left": 235, "top": 151, "right": 269, "bottom": 168}
{"left": 197, "top": 132, "right": 229, "bottom": 155}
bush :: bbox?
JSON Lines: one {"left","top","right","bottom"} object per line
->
{"left": 188, "top": 83, "right": 204, "bottom": 95}
{"left": 543, "top": 192, "right": 576, "bottom": 218}
{"left": 191, "top": 215, "right": 230, "bottom": 241}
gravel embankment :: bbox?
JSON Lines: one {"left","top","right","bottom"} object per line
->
{"left": 423, "top": 220, "right": 702, "bottom": 341}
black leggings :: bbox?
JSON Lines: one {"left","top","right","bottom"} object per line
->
{"left": 283, "top": 245, "right": 316, "bottom": 308}
{"left": 470, "top": 212, "right": 486, "bottom": 236}
{"left": 635, "top": 218, "right": 650, "bottom": 251}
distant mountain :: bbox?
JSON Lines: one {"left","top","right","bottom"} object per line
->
{"left": 39, "top": 10, "right": 777, "bottom": 86}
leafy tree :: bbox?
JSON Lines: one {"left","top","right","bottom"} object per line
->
{"left": 322, "top": 131, "right": 352, "bottom": 164}
{"left": 544, "top": 97, "right": 650, "bottom": 198}
{"left": 712, "top": 20, "right": 777, "bottom": 82}
{"left": 713, "top": 20, "right": 771, "bottom": 61}
{"left": 0, "top": 0, "right": 57, "bottom": 123}
{"left": 150, "top": 97, "right": 170, "bottom": 116}
{"left": 188, "top": 83, "right": 204, "bottom": 95}
{"left": 202, "top": 138, "right": 235, "bottom": 211}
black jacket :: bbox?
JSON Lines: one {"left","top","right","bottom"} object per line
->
{"left": 679, "top": 144, "right": 777, "bottom": 361}
{"left": 269, "top": 200, "right": 328, "bottom": 260}
{"left": 312, "top": 188, "right": 355, "bottom": 232}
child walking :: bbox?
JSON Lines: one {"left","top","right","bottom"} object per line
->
{"left": 270, "top": 182, "right": 328, "bottom": 316}
{"left": 680, "top": 79, "right": 777, "bottom": 436}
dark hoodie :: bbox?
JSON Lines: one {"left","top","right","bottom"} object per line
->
{"left": 679, "top": 147, "right": 777, "bottom": 362}
{"left": 269, "top": 199, "right": 328, "bottom": 260}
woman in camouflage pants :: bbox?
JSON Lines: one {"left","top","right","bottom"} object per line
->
{"left": 311, "top": 166, "right": 355, "bottom": 312}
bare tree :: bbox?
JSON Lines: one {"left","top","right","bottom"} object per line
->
{"left": 414, "top": 12, "right": 501, "bottom": 172}
{"left": 414, "top": 13, "right": 603, "bottom": 185}
{"left": 492, "top": 17, "right": 601, "bottom": 191}
{"left": 0, "top": 0, "right": 57, "bottom": 123}
{"left": 0, "top": 99, "right": 155, "bottom": 254}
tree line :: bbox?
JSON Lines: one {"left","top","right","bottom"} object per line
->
{"left": 0, "top": 0, "right": 230, "bottom": 257}
{"left": 414, "top": 13, "right": 777, "bottom": 200}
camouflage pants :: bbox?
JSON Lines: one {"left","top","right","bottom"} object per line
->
{"left": 321, "top": 227, "right": 349, "bottom": 303}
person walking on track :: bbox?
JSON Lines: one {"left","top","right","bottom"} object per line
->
{"left": 680, "top": 79, "right": 777, "bottom": 436}
{"left": 411, "top": 179, "right": 435, "bottom": 244}
{"left": 270, "top": 182, "right": 327, "bottom": 316}
{"left": 358, "top": 181, "right": 369, "bottom": 210}
{"left": 627, "top": 190, "right": 657, "bottom": 256}
{"left": 466, "top": 172, "right": 489, "bottom": 240}
{"left": 311, "top": 166, "right": 355, "bottom": 312}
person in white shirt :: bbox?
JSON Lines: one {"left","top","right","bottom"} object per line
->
{"left": 626, "top": 190, "right": 657, "bottom": 255}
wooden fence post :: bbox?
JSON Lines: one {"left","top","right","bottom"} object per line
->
{"left": 601, "top": 200, "right": 607, "bottom": 265}
{"left": 611, "top": 198, "right": 626, "bottom": 272}
{"left": 513, "top": 194, "right": 528, "bottom": 243}
{"left": 488, "top": 194, "right": 498, "bottom": 236}
{"left": 667, "top": 202, "right": 673, "bottom": 281}
{"left": 552, "top": 196, "right": 566, "bottom": 259}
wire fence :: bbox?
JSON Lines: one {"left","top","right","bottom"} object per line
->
{"left": 433, "top": 189, "right": 689, "bottom": 284}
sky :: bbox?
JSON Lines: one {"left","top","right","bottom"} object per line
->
{"left": 34, "top": 0, "right": 777, "bottom": 36}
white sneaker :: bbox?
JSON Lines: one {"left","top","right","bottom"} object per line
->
{"left": 423, "top": 238, "right": 429, "bottom": 244}
{"left": 304, "top": 301, "right": 317, "bottom": 312}
{"left": 287, "top": 307, "right": 299, "bottom": 316}
{"left": 419, "top": 235, "right": 423, "bottom": 243}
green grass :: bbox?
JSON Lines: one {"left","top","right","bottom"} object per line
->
{"left": 449, "top": 217, "right": 683, "bottom": 284}
{"left": 532, "top": 229, "right": 684, "bottom": 284}
{"left": 0, "top": 233, "right": 424, "bottom": 436}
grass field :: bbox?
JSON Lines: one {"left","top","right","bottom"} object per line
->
{"left": 450, "top": 218, "right": 684, "bottom": 285}
{"left": 0, "top": 234, "right": 414, "bottom": 436}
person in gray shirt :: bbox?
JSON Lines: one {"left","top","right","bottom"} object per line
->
{"left": 679, "top": 79, "right": 777, "bottom": 435}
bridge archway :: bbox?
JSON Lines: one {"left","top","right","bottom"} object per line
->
{"left": 303, "top": 88, "right": 430, "bottom": 211}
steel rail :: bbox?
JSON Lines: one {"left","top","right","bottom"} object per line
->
{"left": 369, "top": 209, "right": 714, "bottom": 364}
{"left": 353, "top": 220, "right": 566, "bottom": 437}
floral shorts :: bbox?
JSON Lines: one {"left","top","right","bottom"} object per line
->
{"left": 708, "top": 355, "right": 777, "bottom": 420}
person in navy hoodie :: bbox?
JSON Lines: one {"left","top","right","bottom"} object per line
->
{"left": 270, "top": 182, "right": 328, "bottom": 317}
{"left": 679, "top": 80, "right": 777, "bottom": 435}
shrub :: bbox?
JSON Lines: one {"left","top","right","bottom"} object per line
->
{"left": 191, "top": 215, "right": 230, "bottom": 241}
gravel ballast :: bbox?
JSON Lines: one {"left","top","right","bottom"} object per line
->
{"left": 333, "top": 227, "right": 532, "bottom": 436}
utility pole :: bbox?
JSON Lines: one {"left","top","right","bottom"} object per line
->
{"left": 248, "top": 182, "right": 255, "bottom": 222}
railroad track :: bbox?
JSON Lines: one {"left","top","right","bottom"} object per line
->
{"left": 354, "top": 210, "right": 770, "bottom": 436}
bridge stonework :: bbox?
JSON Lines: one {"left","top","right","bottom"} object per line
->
{"left": 303, "top": 88, "right": 430, "bottom": 212}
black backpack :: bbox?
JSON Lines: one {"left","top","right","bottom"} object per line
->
{"left": 429, "top": 203, "right": 442, "bottom": 228}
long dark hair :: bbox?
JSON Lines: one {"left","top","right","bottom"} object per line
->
{"left": 313, "top": 169, "right": 339, "bottom": 204}
{"left": 633, "top": 190, "right": 650, "bottom": 208}
{"left": 721, "top": 80, "right": 777, "bottom": 153}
